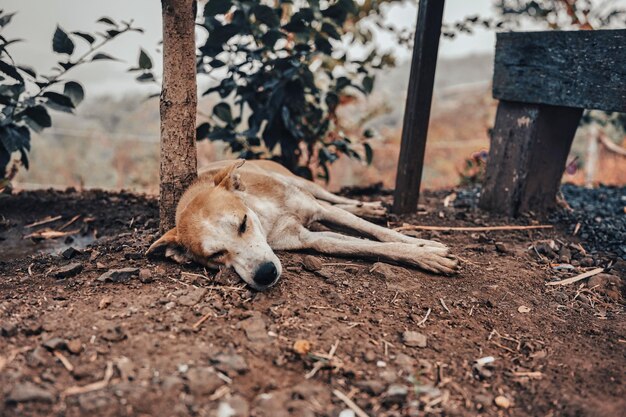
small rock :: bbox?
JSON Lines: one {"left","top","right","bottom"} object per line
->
{"left": 494, "top": 395, "right": 511, "bottom": 409}
{"left": 22, "top": 320, "right": 43, "bottom": 335}
{"left": 177, "top": 287, "right": 207, "bottom": 306}
{"left": 97, "top": 267, "right": 140, "bottom": 283}
{"left": 98, "top": 296, "right": 113, "bottom": 309}
{"left": 517, "top": 305, "right": 531, "bottom": 313}
{"left": 211, "top": 353, "right": 249, "bottom": 376}
{"left": 139, "top": 268, "right": 153, "bottom": 283}
{"left": 101, "top": 324, "right": 126, "bottom": 342}
{"left": 339, "top": 410, "right": 356, "bottom": 417}
{"left": 239, "top": 315, "right": 269, "bottom": 343}
{"left": 370, "top": 262, "right": 396, "bottom": 280}
{"left": 1, "top": 322, "right": 17, "bottom": 337}
{"left": 301, "top": 255, "right": 323, "bottom": 272}
{"left": 61, "top": 246, "right": 81, "bottom": 259}
{"left": 6, "top": 382, "right": 55, "bottom": 403}
{"left": 474, "top": 394, "right": 493, "bottom": 409}
{"left": 42, "top": 337, "right": 67, "bottom": 351}
{"left": 383, "top": 384, "right": 408, "bottom": 404}
{"left": 588, "top": 273, "right": 621, "bottom": 289}
{"left": 293, "top": 340, "right": 312, "bottom": 355}
{"left": 580, "top": 257, "right": 595, "bottom": 267}
{"left": 53, "top": 263, "right": 83, "bottom": 279}
{"left": 363, "top": 350, "right": 377, "bottom": 363}
{"left": 67, "top": 339, "right": 82, "bottom": 354}
{"left": 116, "top": 356, "right": 135, "bottom": 381}
{"left": 186, "top": 367, "right": 224, "bottom": 396}
{"left": 394, "top": 353, "right": 415, "bottom": 371}
{"left": 402, "top": 330, "right": 427, "bottom": 348}
{"left": 495, "top": 242, "right": 510, "bottom": 254}
{"left": 213, "top": 395, "right": 249, "bottom": 417}
{"left": 558, "top": 246, "right": 572, "bottom": 263}
{"left": 356, "top": 380, "right": 386, "bottom": 395}
{"left": 89, "top": 250, "right": 101, "bottom": 261}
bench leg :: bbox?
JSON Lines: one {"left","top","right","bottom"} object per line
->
{"left": 478, "top": 100, "right": 583, "bottom": 216}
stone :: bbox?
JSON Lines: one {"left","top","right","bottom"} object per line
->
{"left": 6, "top": 382, "right": 55, "bottom": 403}
{"left": 301, "top": 255, "right": 323, "bottom": 272}
{"left": 383, "top": 384, "right": 408, "bottom": 404}
{"left": 588, "top": 273, "right": 621, "bottom": 290}
{"left": 61, "top": 246, "right": 81, "bottom": 259}
{"left": 558, "top": 246, "right": 572, "bottom": 263}
{"left": 98, "top": 296, "right": 113, "bottom": 309}
{"left": 363, "top": 350, "right": 377, "bottom": 363}
{"left": 370, "top": 262, "right": 397, "bottom": 280}
{"left": 186, "top": 367, "right": 224, "bottom": 396}
{"left": 177, "top": 287, "right": 207, "bottom": 306}
{"left": 356, "top": 380, "right": 386, "bottom": 395}
{"left": 211, "top": 352, "right": 249, "bottom": 376}
{"left": 101, "top": 324, "right": 126, "bottom": 342}
{"left": 213, "top": 395, "right": 249, "bottom": 417}
{"left": 67, "top": 339, "right": 83, "bottom": 354}
{"left": 97, "top": 267, "right": 140, "bottom": 283}
{"left": 580, "top": 257, "right": 595, "bottom": 267}
{"left": 239, "top": 315, "right": 269, "bottom": 343}
{"left": 42, "top": 337, "right": 67, "bottom": 351}
{"left": 402, "top": 330, "right": 427, "bottom": 348}
{"left": 1, "top": 321, "right": 17, "bottom": 337}
{"left": 53, "top": 263, "right": 83, "bottom": 278}
{"left": 139, "top": 268, "right": 153, "bottom": 283}
{"left": 494, "top": 395, "right": 511, "bottom": 409}
{"left": 495, "top": 242, "right": 510, "bottom": 254}
{"left": 394, "top": 353, "right": 416, "bottom": 371}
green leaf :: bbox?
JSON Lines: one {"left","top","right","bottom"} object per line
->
{"left": 97, "top": 17, "right": 117, "bottom": 26}
{"left": 138, "top": 49, "right": 153, "bottom": 70}
{"left": 17, "top": 106, "right": 51, "bottom": 130}
{"left": 43, "top": 91, "right": 75, "bottom": 112}
{"left": 136, "top": 72, "right": 155, "bottom": 82}
{"left": 0, "top": 125, "right": 30, "bottom": 153}
{"left": 63, "top": 81, "right": 85, "bottom": 106}
{"left": 0, "top": 12, "right": 16, "bottom": 28}
{"left": 363, "top": 142, "right": 373, "bottom": 165}
{"left": 17, "top": 65, "right": 36, "bottom": 78}
{"left": 91, "top": 53, "right": 118, "bottom": 61}
{"left": 0, "top": 60, "right": 24, "bottom": 82}
{"left": 196, "top": 122, "right": 211, "bottom": 140}
{"left": 204, "top": 0, "right": 232, "bottom": 17}
{"left": 213, "top": 102, "right": 232, "bottom": 123}
{"left": 52, "top": 26, "right": 75, "bottom": 55}
{"left": 72, "top": 31, "right": 95, "bottom": 44}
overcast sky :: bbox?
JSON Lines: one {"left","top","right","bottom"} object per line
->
{"left": 2, "top": 0, "right": 501, "bottom": 96}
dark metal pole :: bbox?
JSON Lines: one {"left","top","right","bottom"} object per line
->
{"left": 392, "top": 0, "right": 445, "bottom": 214}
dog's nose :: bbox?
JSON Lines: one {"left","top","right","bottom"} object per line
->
{"left": 253, "top": 262, "right": 278, "bottom": 287}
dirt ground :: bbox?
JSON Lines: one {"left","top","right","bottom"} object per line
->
{"left": 0, "top": 188, "right": 624, "bottom": 417}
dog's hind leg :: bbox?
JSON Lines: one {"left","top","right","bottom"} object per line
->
{"left": 317, "top": 204, "right": 447, "bottom": 249}
{"left": 281, "top": 174, "right": 383, "bottom": 207}
{"left": 297, "top": 227, "right": 458, "bottom": 274}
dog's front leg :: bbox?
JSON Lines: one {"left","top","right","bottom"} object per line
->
{"left": 297, "top": 228, "right": 458, "bottom": 274}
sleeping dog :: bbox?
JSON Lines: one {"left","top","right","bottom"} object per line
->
{"left": 147, "top": 160, "right": 458, "bottom": 290}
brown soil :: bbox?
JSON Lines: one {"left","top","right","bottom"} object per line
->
{"left": 0, "top": 189, "right": 624, "bottom": 417}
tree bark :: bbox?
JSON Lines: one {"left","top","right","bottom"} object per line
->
{"left": 159, "top": 0, "right": 198, "bottom": 233}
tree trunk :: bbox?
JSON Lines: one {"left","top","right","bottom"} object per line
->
{"left": 159, "top": 0, "right": 198, "bottom": 233}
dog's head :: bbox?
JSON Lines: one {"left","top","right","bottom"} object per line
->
{"left": 147, "top": 161, "right": 282, "bottom": 290}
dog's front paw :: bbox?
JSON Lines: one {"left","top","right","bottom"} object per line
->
{"left": 418, "top": 248, "right": 459, "bottom": 275}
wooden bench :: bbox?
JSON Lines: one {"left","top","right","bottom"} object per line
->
{"left": 478, "top": 29, "right": 626, "bottom": 216}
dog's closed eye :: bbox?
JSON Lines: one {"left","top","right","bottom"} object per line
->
{"left": 238, "top": 214, "right": 247, "bottom": 235}
{"left": 206, "top": 250, "right": 228, "bottom": 261}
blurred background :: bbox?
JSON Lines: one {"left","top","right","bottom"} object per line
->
{"left": 3, "top": 0, "right": 625, "bottom": 193}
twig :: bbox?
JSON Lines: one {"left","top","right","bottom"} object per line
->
{"left": 23, "top": 229, "right": 80, "bottom": 240}
{"left": 62, "top": 361, "right": 114, "bottom": 397}
{"left": 545, "top": 267, "right": 604, "bottom": 286}
{"left": 53, "top": 350, "right": 74, "bottom": 372}
{"left": 395, "top": 224, "right": 553, "bottom": 232}
{"left": 192, "top": 311, "right": 213, "bottom": 329}
{"left": 322, "top": 262, "right": 359, "bottom": 267}
{"left": 58, "top": 214, "right": 81, "bottom": 231}
{"left": 416, "top": 308, "right": 432, "bottom": 326}
{"left": 25, "top": 215, "right": 62, "bottom": 228}
{"left": 439, "top": 298, "right": 450, "bottom": 313}
{"left": 332, "top": 389, "right": 369, "bottom": 417}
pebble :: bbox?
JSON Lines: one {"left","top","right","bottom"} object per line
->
{"left": 177, "top": 287, "right": 208, "bottom": 306}
{"left": 494, "top": 395, "right": 511, "bottom": 409}
{"left": 474, "top": 394, "right": 493, "bottom": 409}
{"left": 139, "top": 268, "right": 153, "bottom": 283}
{"left": 185, "top": 367, "right": 224, "bottom": 396}
{"left": 402, "top": 330, "right": 427, "bottom": 348}
{"left": 53, "top": 262, "right": 83, "bottom": 279}
{"left": 97, "top": 267, "right": 140, "bottom": 283}
{"left": 211, "top": 352, "right": 249, "bottom": 376}
{"left": 98, "top": 296, "right": 113, "bottom": 309}
{"left": 383, "top": 384, "right": 408, "bottom": 404}
{"left": 370, "top": 262, "right": 396, "bottom": 280}
{"left": 356, "top": 380, "right": 386, "bottom": 395}
{"left": 581, "top": 257, "right": 595, "bottom": 267}
{"left": 301, "top": 255, "right": 323, "bottom": 272}
{"left": 213, "top": 395, "right": 249, "bottom": 417}
{"left": 42, "top": 337, "right": 67, "bottom": 351}
{"left": 239, "top": 315, "right": 269, "bottom": 343}
{"left": 6, "top": 382, "right": 55, "bottom": 403}
{"left": 495, "top": 242, "right": 510, "bottom": 254}
{"left": 101, "top": 324, "right": 127, "bottom": 342}
{"left": 558, "top": 246, "right": 572, "bottom": 263}
{"left": 1, "top": 322, "right": 17, "bottom": 337}
{"left": 61, "top": 246, "right": 81, "bottom": 259}
{"left": 363, "top": 350, "right": 377, "bottom": 363}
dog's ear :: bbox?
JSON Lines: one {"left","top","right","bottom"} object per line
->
{"left": 146, "top": 228, "right": 191, "bottom": 264}
{"left": 214, "top": 160, "right": 246, "bottom": 191}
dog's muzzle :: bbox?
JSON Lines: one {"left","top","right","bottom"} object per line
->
{"left": 253, "top": 262, "right": 279, "bottom": 287}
